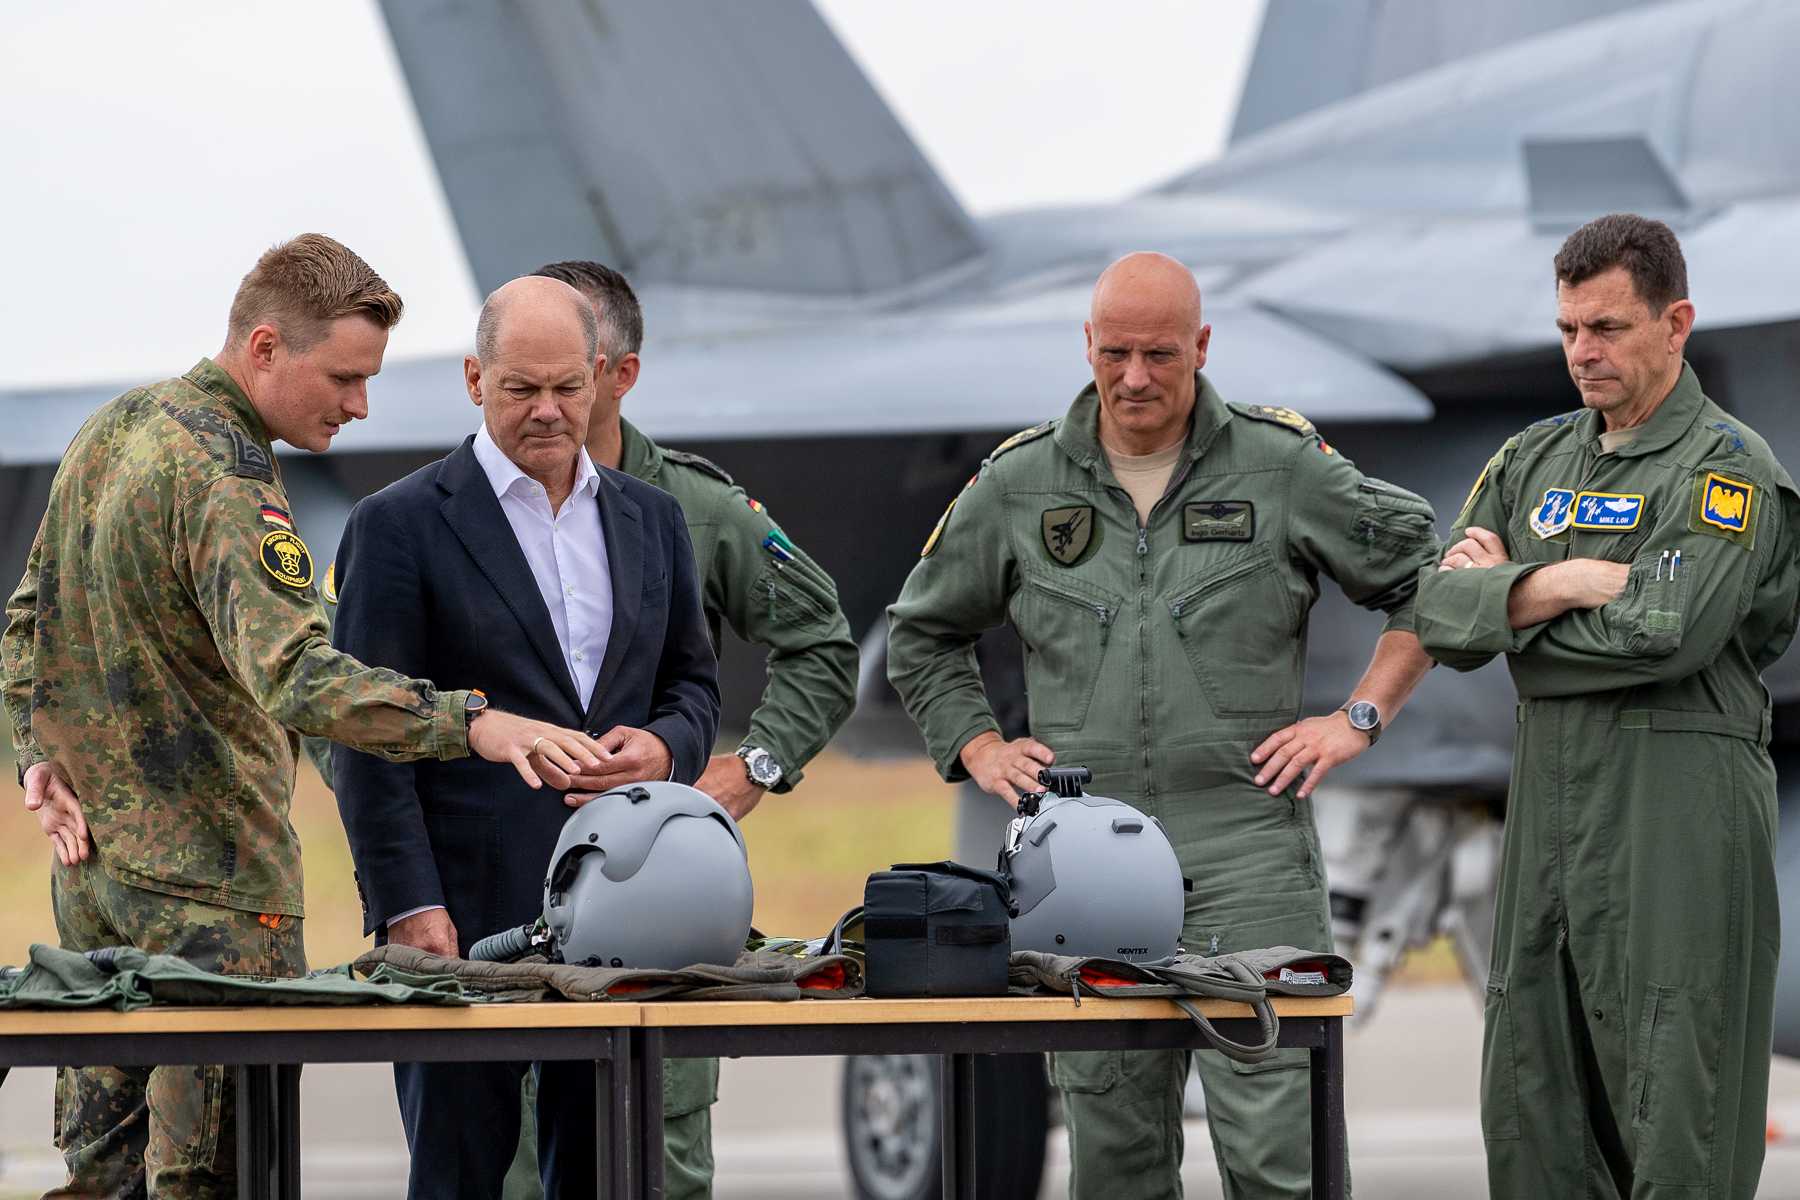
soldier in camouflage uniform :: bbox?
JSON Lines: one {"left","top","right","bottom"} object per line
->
{"left": 2, "top": 235, "right": 603, "bottom": 1199}
{"left": 888, "top": 253, "right": 1441, "bottom": 1198}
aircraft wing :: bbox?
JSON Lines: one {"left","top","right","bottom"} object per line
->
{"left": 0, "top": 298, "right": 1430, "bottom": 465}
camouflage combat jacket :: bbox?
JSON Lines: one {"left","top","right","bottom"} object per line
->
{"left": 618, "top": 418, "right": 857, "bottom": 789}
{"left": 2, "top": 359, "right": 472, "bottom": 916}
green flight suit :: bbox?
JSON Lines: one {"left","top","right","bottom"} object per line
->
{"left": 496, "top": 419, "right": 856, "bottom": 1200}
{"left": 1415, "top": 363, "right": 1800, "bottom": 1200}
{"left": 888, "top": 374, "right": 1439, "bottom": 1199}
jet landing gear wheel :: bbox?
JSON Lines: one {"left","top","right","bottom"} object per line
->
{"left": 841, "top": 1053, "right": 1048, "bottom": 1200}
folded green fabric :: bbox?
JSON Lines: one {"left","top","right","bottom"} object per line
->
{"left": 355, "top": 944, "right": 865, "bottom": 1002}
{"left": 0, "top": 945, "right": 470, "bottom": 1010}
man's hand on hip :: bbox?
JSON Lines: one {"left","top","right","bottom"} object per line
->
{"left": 467, "top": 710, "right": 605, "bottom": 790}
{"left": 960, "top": 731, "right": 1056, "bottom": 809}
{"left": 697, "top": 753, "right": 764, "bottom": 822}
{"left": 24, "top": 761, "right": 91, "bottom": 867}
{"left": 563, "top": 726, "right": 675, "bottom": 805}
{"left": 387, "top": 908, "right": 459, "bottom": 959}
{"left": 1251, "top": 713, "right": 1373, "bottom": 800}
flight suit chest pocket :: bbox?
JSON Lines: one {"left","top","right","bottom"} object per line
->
{"left": 1012, "top": 573, "right": 1120, "bottom": 733}
{"left": 1167, "top": 546, "right": 1301, "bottom": 717}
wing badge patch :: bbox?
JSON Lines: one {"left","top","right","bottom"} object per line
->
{"left": 1570, "top": 492, "right": 1644, "bottom": 532}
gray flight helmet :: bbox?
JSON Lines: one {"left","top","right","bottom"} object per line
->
{"left": 1003, "top": 782, "right": 1185, "bottom": 964}
{"left": 543, "top": 781, "right": 754, "bottom": 970}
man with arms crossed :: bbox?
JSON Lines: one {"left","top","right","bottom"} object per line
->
{"left": 330, "top": 275, "right": 719, "bottom": 1198}
{"left": 887, "top": 252, "right": 1440, "bottom": 1197}
{"left": 1416, "top": 213, "right": 1800, "bottom": 1199}
{"left": 1, "top": 235, "right": 601, "bottom": 1198}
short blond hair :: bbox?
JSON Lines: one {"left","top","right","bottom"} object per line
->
{"left": 226, "top": 233, "right": 404, "bottom": 352}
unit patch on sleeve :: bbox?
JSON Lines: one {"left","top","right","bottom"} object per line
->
{"left": 1042, "top": 505, "right": 1097, "bottom": 566}
{"left": 1691, "top": 471, "right": 1757, "bottom": 548}
{"left": 259, "top": 530, "right": 315, "bottom": 589}
{"left": 1529, "top": 489, "right": 1575, "bottom": 539}
{"left": 1570, "top": 492, "right": 1644, "bottom": 532}
{"left": 1184, "top": 501, "right": 1254, "bottom": 542}
{"left": 321, "top": 560, "right": 339, "bottom": 604}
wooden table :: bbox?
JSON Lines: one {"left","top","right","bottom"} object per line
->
{"left": 0, "top": 992, "right": 1351, "bottom": 1199}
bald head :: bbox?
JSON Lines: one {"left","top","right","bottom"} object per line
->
{"left": 1090, "top": 252, "right": 1202, "bottom": 334}
{"left": 475, "top": 275, "right": 600, "bottom": 367}
{"left": 1084, "top": 252, "right": 1211, "bottom": 455}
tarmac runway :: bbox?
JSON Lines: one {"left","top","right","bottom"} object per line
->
{"left": 6, "top": 984, "right": 1800, "bottom": 1197}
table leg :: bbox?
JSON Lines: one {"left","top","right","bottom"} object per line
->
{"left": 1310, "top": 1017, "right": 1347, "bottom": 1200}
{"left": 636, "top": 1030, "right": 666, "bottom": 1199}
{"left": 599, "top": 1030, "right": 637, "bottom": 1198}
{"left": 236, "top": 1064, "right": 273, "bottom": 1200}
{"left": 938, "top": 1053, "right": 977, "bottom": 1199}
{"left": 277, "top": 1063, "right": 302, "bottom": 1198}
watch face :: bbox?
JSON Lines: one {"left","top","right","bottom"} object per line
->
{"left": 741, "top": 748, "right": 782, "bottom": 786}
{"left": 1347, "top": 701, "right": 1379, "bottom": 730}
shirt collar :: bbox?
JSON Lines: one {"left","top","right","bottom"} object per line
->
{"left": 1056, "top": 370, "right": 1230, "bottom": 479}
{"left": 472, "top": 424, "right": 601, "bottom": 501}
{"left": 618, "top": 416, "right": 663, "bottom": 482}
{"left": 1579, "top": 360, "right": 1705, "bottom": 460}
{"left": 184, "top": 357, "right": 272, "bottom": 448}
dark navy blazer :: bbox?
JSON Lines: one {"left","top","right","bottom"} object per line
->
{"left": 331, "top": 435, "right": 720, "bottom": 939}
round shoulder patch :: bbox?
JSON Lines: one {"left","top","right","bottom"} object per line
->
{"left": 260, "top": 530, "right": 315, "bottom": 589}
{"left": 321, "top": 560, "right": 339, "bottom": 604}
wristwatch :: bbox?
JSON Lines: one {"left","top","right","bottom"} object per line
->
{"left": 736, "top": 745, "right": 784, "bottom": 789}
{"left": 1340, "top": 700, "right": 1382, "bottom": 745}
{"left": 464, "top": 689, "right": 490, "bottom": 725}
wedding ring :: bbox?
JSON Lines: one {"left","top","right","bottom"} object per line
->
{"left": 530, "top": 736, "right": 547, "bottom": 756}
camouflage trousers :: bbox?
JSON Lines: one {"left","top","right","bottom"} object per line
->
{"left": 48, "top": 860, "right": 306, "bottom": 1199}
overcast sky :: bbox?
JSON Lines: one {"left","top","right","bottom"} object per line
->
{"left": 0, "top": 1, "right": 1264, "bottom": 388}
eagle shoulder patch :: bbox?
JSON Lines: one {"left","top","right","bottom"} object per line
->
{"left": 1690, "top": 471, "right": 1757, "bottom": 548}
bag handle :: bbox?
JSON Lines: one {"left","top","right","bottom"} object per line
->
{"left": 885, "top": 860, "right": 1014, "bottom": 904}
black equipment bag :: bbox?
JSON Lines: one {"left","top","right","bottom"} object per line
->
{"left": 860, "top": 861, "right": 1013, "bottom": 998}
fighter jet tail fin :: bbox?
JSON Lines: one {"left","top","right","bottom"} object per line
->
{"left": 376, "top": 0, "right": 983, "bottom": 298}
{"left": 1230, "top": 0, "right": 1667, "bottom": 143}
{"left": 1524, "top": 136, "right": 1693, "bottom": 232}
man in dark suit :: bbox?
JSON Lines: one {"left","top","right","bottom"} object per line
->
{"left": 331, "top": 275, "right": 720, "bottom": 1199}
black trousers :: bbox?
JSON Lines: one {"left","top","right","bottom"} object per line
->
{"left": 395, "top": 1058, "right": 597, "bottom": 1199}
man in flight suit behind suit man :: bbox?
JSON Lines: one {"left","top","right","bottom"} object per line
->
{"left": 1, "top": 235, "right": 605, "bottom": 1199}
{"left": 1416, "top": 213, "right": 1800, "bottom": 1200}
{"left": 887, "top": 251, "right": 1442, "bottom": 1198}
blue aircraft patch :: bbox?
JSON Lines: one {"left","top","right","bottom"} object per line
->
{"left": 1530, "top": 488, "right": 1575, "bottom": 538}
{"left": 1571, "top": 491, "right": 1645, "bottom": 531}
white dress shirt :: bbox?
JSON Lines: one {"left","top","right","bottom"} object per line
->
{"left": 471, "top": 423, "right": 613, "bottom": 705}
{"left": 388, "top": 427, "right": 613, "bottom": 931}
